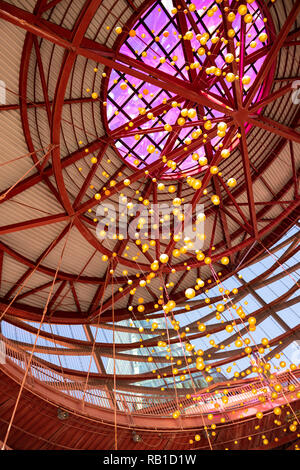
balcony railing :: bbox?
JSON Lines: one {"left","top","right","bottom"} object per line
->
{"left": 1, "top": 335, "right": 299, "bottom": 421}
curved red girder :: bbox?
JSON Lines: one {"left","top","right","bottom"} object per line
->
{"left": 0, "top": 0, "right": 298, "bottom": 326}
{"left": 0, "top": 0, "right": 300, "bottom": 453}
{"left": 0, "top": 368, "right": 299, "bottom": 450}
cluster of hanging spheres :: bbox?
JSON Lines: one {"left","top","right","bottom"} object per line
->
{"left": 0, "top": 0, "right": 299, "bottom": 452}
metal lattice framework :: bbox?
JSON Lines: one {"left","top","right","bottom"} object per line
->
{"left": 0, "top": 0, "right": 299, "bottom": 325}
{"left": 0, "top": 367, "right": 299, "bottom": 450}
{"left": 0, "top": 227, "right": 299, "bottom": 393}
{"left": 0, "top": 0, "right": 299, "bottom": 451}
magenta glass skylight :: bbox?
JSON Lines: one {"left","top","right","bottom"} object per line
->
{"left": 105, "top": 0, "right": 270, "bottom": 178}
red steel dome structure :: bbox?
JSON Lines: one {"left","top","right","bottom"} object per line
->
{"left": 0, "top": 0, "right": 299, "bottom": 451}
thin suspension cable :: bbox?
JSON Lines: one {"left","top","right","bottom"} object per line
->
{"left": 0, "top": 223, "right": 73, "bottom": 323}
{"left": 112, "top": 269, "right": 118, "bottom": 450}
{"left": 0, "top": 144, "right": 56, "bottom": 201}
{"left": 1, "top": 220, "right": 73, "bottom": 450}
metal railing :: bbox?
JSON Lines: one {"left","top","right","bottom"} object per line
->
{"left": 2, "top": 336, "right": 299, "bottom": 419}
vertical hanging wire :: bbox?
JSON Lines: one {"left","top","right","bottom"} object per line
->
{"left": 208, "top": 262, "right": 300, "bottom": 427}
{"left": 112, "top": 267, "right": 118, "bottom": 450}
{"left": 1, "top": 220, "right": 74, "bottom": 450}
{"left": 81, "top": 257, "right": 111, "bottom": 405}
{"left": 0, "top": 221, "right": 74, "bottom": 324}
{"left": 159, "top": 272, "right": 214, "bottom": 450}
{"left": 258, "top": 239, "right": 300, "bottom": 287}
{"left": 0, "top": 144, "right": 56, "bottom": 201}
{"left": 0, "top": 2, "right": 298, "bottom": 448}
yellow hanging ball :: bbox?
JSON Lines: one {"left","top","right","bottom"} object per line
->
{"left": 211, "top": 195, "right": 220, "bottom": 205}
{"left": 147, "top": 144, "right": 155, "bottom": 154}
{"left": 188, "top": 108, "right": 197, "bottom": 119}
{"left": 242, "top": 75, "right": 251, "bottom": 85}
{"left": 185, "top": 288, "right": 196, "bottom": 299}
{"left": 238, "top": 5, "right": 248, "bottom": 16}
{"left": 259, "top": 33, "right": 268, "bottom": 43}
{"left": 227, "top": 12, "right": 236, "bottom": 22}
{"left": 173, "top": 197, "right": 181, "bottom": 207}
{"left": 210, "top": 166, "right": 219, "bottom": 175}
{"left": 244, "top": 13, "right": 253, "bottom": 24}
{"left": 151, "top": 260, "right": 159, "bottom": 271}
{"left": 218, "top": 121, "right": 228, "bottom": 132}
{"left": 159, "top": 254, "right": 169, "bottom": 264}
{"left": 221, "top": 149, "right": 230, "bottom": 159}
{"left": 226, "top": 73, "right": 236, "bottom": 83}
{"left": 227, "top": 178, "right": 237, "bottom": 188}
{"left": 197, "top": 252, "right": 205, "bottom": 261}
{"left": 225, "top": 53, "right": 234, "bottom": 64}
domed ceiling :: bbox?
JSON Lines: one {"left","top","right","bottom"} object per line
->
{"left": 0, "top": 0, "right": 299, "bottom": 325}
{"left": 0, "top": 0, "right": 299, "bottom": 451}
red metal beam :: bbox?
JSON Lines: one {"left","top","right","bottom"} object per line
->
{"left": 245, "top": 1, "right": 300, "bottom": 108}
{"left": 50, "top": 0, "right": 103, "bottom": 218}
{"left": 3, "top": 223, "right": 72, "bottom": 300}
{"left": 0, "top": 136, "right": 109, "bottom": 204}
{"left": 163, "top": 127, "right": 237, "bottom": 257}
{"left": 72, "top": 143, "right": 110, "bottom": 209}
{"left": 40, "top": 0, "right": 66, "bottom": 13}
{"left": 32, "top": 36, "right": 52, "bottom": 125}
{"left": 0, "top": 213, "right": 70, "bottom": 235}
{"left": 216, "top": 175, "right": 253, "bottom": 232}
{"left": 220, "top": 0, "right": 242, "bottom": 109}
{"left": 248, "top": 115, "right": 300, "bottom": 143}
{"left": 47, "top": 280, "right": 67, "bottom": 314}
{"left": 290, "top": 141, "right": 299, "bottom": 199}
{"left": 16, "top": 280, "right": 59, "bottom": 301}
{"left": 249, "top": 82, "right": 295, "bottom": 113}
{"left": 0, "top": 3, "right": 235, "bottom": 116}
{"left": 239, "top": 125, "right": 258, "bottom": 238}
{"left": 0, "top": 96, "right": 100, "bottom": 112}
